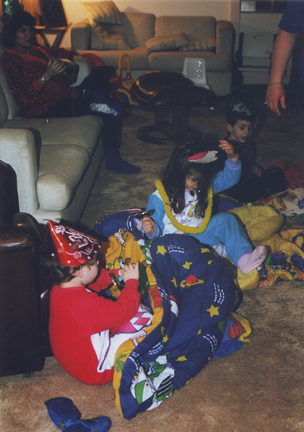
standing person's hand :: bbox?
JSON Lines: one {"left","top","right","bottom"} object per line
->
{"left": 265, "top": 83, "right": 286, "bottom": 116}
{"left": 265, "top": 29, "right": 298, "bottom": 116}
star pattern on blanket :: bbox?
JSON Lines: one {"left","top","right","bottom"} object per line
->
{"left": 177, "top": 356, "right": 187, "bottom": 361}
{"left": 157, "top": 245, "right": 167, "bottom": 255}
{"left": 94, "top": 219, "right": 252, "bottom": 419}
{"left": 206, "top": 305, "right": 220, "bottom": 317}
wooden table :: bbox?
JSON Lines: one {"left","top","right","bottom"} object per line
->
{"left": 35, "top": 25, "right": 71, "bottom": 48}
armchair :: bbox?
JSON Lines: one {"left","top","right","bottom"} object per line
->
{"left": 0, "top": 160, "right": 50, "bottom": 377}
{"left": 0, "top": 53, "right": 104, "bottom": 225}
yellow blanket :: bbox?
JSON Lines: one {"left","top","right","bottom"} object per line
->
{"left": 228, "top": 205, "right": 304, "bottom": 289}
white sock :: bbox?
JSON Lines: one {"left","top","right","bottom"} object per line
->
{"left": 237, "top": 246, "right": 268, "bottom": 275}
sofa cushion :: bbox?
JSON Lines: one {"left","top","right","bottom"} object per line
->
{"left": 154, "top": 16, "right": 216, "bottom": 41}
{"left": 148, "top": 51, "right": 231, "bottom": 73}
{"left": 80, "top": 1, "right": 123, "bottom": 25}
{"left": 2, "top": 115, "right": 102, "bottom": 156}
{"left": 146, "top": 32, "right": 188, "bottom": 52}
{"left": 180, "top": 38, "right": 216, "bottom": 52}
{"left": 122, "top": 12, "right": 156, "bottom": 48}
{"left": 38, "top": 144, "right": 90, "bottom": 212}
{"left": 78, "top": 47, "right": 150, "bottom": 70}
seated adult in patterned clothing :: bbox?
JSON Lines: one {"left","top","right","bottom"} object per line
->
{"left": 1, "top": 8, "right": 140, "bottom": 174}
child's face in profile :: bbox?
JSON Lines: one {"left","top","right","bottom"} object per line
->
{"left": 227, "top": 119, "right": 254, "bottom": 144}
{"left": 185, "top": 170, "right": 201, "bottom": 191}
{"left": 80, "top": 261, "right": 99, "bottom": 285}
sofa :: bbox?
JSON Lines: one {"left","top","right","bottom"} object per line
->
{"left": 0, "top": 54, "right": 104, "bottom": 225}
{"left": 71, "top": 3, "right": 235, "bottom": 96}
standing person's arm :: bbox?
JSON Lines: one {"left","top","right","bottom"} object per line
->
{"left": 266, "top": 29, "right": 298, "bottom": 116}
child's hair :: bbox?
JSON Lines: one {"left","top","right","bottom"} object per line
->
{"left": 41, "top": 254, "right": 98, "bottom": 285}
{"left": 225, "top": 93, "right": 257, "bottom": 126}
{"left": 161, "top": 134, "right": 220, "bottom": 216}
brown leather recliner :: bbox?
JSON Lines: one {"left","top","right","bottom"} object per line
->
{"left": 0, "top": 160, "right": 52, "bottom": 377}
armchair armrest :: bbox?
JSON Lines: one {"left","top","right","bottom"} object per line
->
{"left": 216, "top": 20, "right": 235, "bottom": 56}
{"left": 13, "top": 212, "right": 45, "bottom": 243}
{"left": 0, "top": 67, "right": 21, "bottom": 120}
{"left": 0, "top": 223, "right": 44, "bottom": 376}
{"left": 0, "top": 128, "right": 39, "bottom": 215}
{"left": 71, "top": 19, "right": 91, "bottom": 51}
{"left": 71, "top": 56, "right": 93, "bottom": 87}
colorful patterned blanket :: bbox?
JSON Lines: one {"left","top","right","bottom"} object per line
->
{"left": 94, "top": 203, "right": 304, "bottom": 293}
{"left": 254, "top": 187, "right": 304, "bottom": 216}
{"left": 103, "top": 231, "right": 250, "bottom": 419}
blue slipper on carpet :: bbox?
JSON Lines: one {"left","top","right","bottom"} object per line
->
{"left": 45, "top": 397, "right": 111, "bottom": 432}
{"left": 64, "top": 417, "right": 111, "bottom": 432}
{"left": 45, "top": 397, "right": 80, "bottom": 429}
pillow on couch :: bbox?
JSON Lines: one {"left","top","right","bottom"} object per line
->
{"left": 81, "top": 1, "right": 130, "bottom": 50}
{"left": 80, "top": 1, "right": 123, "bottom": 24}
{"left": 91, "top": 23, "right": 130, "bottom": 50}
{"left": 146, "top": 32, "right": 188, "bottom": 51}
{"left": 179, "top": 38, "right": 216, "bottom": 51}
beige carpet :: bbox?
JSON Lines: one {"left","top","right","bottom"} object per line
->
{"left": 1, "top": 86, "right": 304, "bottom": 432}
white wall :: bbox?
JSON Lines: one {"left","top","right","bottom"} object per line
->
{"left": 239, "top": 11, "right": 291, "bottom": 84}
{"left": 239, "top": 11, "right": 283, "bottom": 33}
{"left": 60, "top": 0, "right": 237, "bottom": 47}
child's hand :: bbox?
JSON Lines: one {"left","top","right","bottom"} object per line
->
{"left": 142, "top": 216, "right": 155, "bottom": 234}
{"left": 251, "top": 165, "right": 262, "bottom": 176}
{"left": 219, "top": 140, "right": 238, "bottom": 161}
{"left": 120, "top": 262, "right": 139, "bottom": 282}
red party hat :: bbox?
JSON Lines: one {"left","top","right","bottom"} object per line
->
{"left": 44, "top": 220, "right": 101, "bottom": 266}
{"left": 188, "top": 150, "right": 218, "bottom": 163}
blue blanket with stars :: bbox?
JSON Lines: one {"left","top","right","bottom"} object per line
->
{"left": 112, "top": 233, "right": 249, "bottom": 419}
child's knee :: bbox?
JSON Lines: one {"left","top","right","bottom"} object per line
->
{"left": 212, "top": 212, "right": 237, "bottom": 225}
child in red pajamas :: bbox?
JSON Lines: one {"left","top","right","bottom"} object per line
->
{"left": 42, "top": 221, "right": 152, "bottom": 385}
